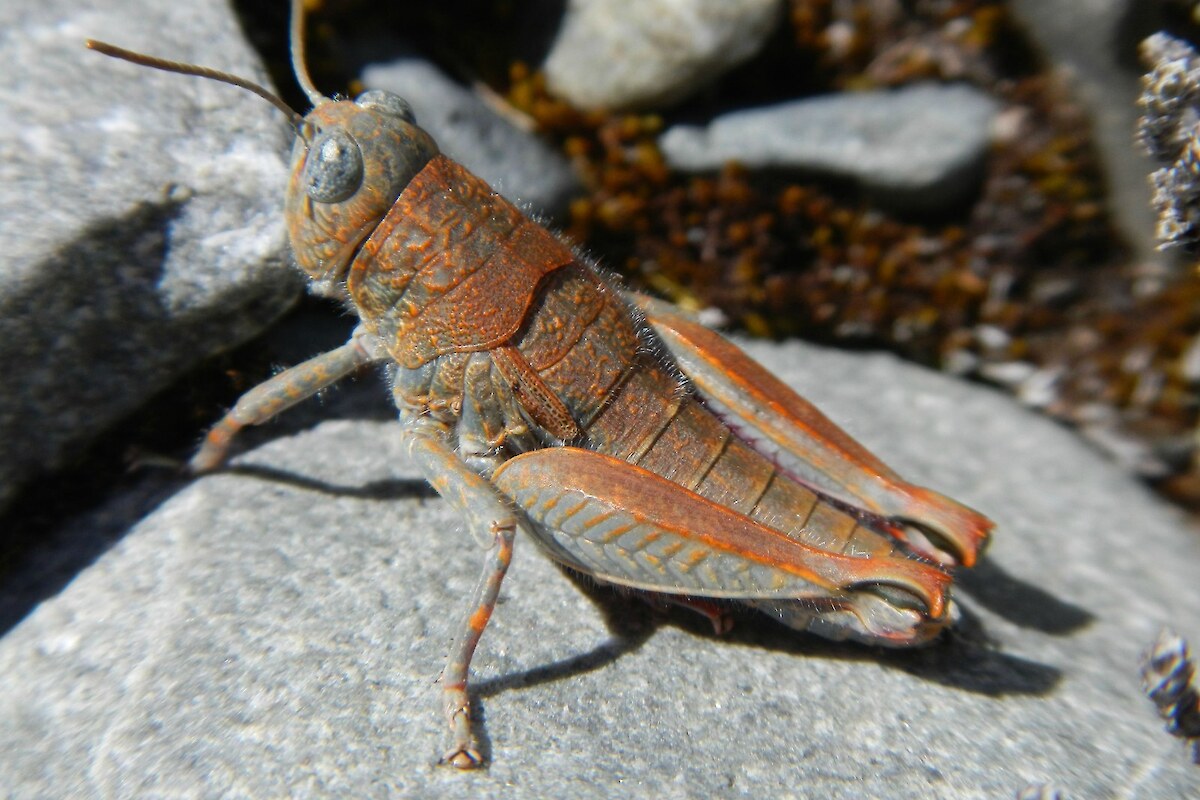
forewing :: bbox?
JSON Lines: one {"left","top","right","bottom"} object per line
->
{"left": 492, "top": 447, "right": 949, "bottom": 617}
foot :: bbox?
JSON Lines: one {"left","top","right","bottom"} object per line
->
{"left": 439, "top": 746, "right": 484, "bottom": 769}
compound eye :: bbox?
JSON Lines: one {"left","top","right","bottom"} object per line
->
{"left": 355, "top": 89, "right": 416, "bottom": 123}
{"left": 302, "top": 129, "right": 364, "bottom": 204}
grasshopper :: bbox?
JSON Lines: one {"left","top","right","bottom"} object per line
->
{"left": 88, "top": 0, "right": 993, "bottom": 768}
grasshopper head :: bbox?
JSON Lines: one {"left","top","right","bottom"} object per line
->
{"left": 86, "top": 0, "right": 439, "bottom": 293}
{"left": 285, "top": 94, "right": 438, "bottom": 289}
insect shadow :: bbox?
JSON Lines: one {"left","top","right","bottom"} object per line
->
{"left": 221, "top": 463, "right": 438, "bottom": 502}
{"left": 435, "top": 570, "right": 1062, "bottom": 767}
{"left": 466, "top": 558, "right": 1063, "bottom": 708}
{"left": 199, "top": 459, "right": 1061, "bottom": 702}
{"left": 466, "top": 581, "right": 661, "bottom": 767}
{"left": 954, "top": 555, "right": 1094, "bottom": 636}
{"left": 208, "top": 462, "right": 1064, "bottom": 705}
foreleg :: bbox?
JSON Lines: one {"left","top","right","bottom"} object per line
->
{"left": 190, "top": 326, "right": 387, "bottom": 472}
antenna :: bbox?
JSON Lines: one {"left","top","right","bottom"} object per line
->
{"left": 290, "top": 0, "right": 328, "bottom": 108}
{"left": 85, "top": 39, "right": 304, "bottom": 126}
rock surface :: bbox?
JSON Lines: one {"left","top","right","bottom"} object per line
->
{"left": 543, "top": 0, "right": 784, "bottom": 111}
{"left": 659, "top": 83, "right": 1001, "bottom": 212}
{"left": 0, "top": 0, "right": 300, "bottom": 510}
{"left": 361, "top": 57, "right": 580, "bottom": 219}
{"left": 2, "top": 338, "right": 1198, "bottom": 798}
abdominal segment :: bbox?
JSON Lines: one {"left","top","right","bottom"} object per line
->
{"left": 508, "top": 265, "right": 923, "bottom": 569}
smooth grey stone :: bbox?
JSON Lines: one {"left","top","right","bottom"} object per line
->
{"left": 2, "top": 337, "right": 1197, "bottom": 798}
{"left": 362, "top": 58, "right": 581, "bottom": 220}
{"left": 543, "top": 0, "right": 784, "bottom": 111}
{"left": 659, "top": 83, "right": 1001, "bottom": 212}
{"left": 0, "top": 0, "right": 300, "bottom": 510}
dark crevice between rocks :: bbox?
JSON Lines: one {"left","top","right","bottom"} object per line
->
{"left": 0, "top": 294, "right": 390, "bottom": 636}
{"left": 0, "top": 187, "right": 303, "bottom": 501}
{"left": 0, "top": 198, "right": 186, "bottom": 488}
{"left": 0, "top": 191, "right": 303, "bottom": 631}
{"left": 231, "top": 0, "right": 569, "bottom": 110}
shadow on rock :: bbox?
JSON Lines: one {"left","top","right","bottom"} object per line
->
{"left": 467, "top": 631, "right": 655, "bottom": 765}
{"left": 955, "top": 554, "right": 1094, "bottom": 636}
{"left": 474, "top": 567, "right": 661, "bottom": 701}
{"left": 0, "top": 453, "right": 433, "bottom": 637}
{"left": 463, "top": 565, "right": 1064, "bottom": 713}
{"left": 732, "top": 606, "right": 1061, "bottom": 698}
{"left": 473, "top": 632, "right": 655, "bottom": 702}
{"left": 222, "top": 463, "right": 437, "bottom": 501}
{"left": 0, "top": 473, "right": 182, "bottom": 636}
{"left": 882, "top": 618, "right": 1062, "bottom": 698}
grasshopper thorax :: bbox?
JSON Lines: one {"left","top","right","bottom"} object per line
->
{"left": 285, "top": 93, "right": 439, "bottom": 288}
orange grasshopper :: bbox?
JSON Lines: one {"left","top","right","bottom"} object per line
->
{"left": 88, "top": 0, "right": 992, "bottom": 768}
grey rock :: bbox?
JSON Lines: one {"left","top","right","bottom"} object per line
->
{"left": 2, "top": 338, "right": 1199, "bottom": 797}
{"left": 1009, "top": 0, "right": 1160, "bottom": 260}
{"left": 543, "top": 0, "right": 784, "bottom": 111}
{"left": 362, "top": 58, "right": 581, "bottom": 219}
{"left": 659, "top": 83, "right": 1002, "bottom": 212}
{"left": 0, "top": 0, "right": 301, "bottom": 509}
